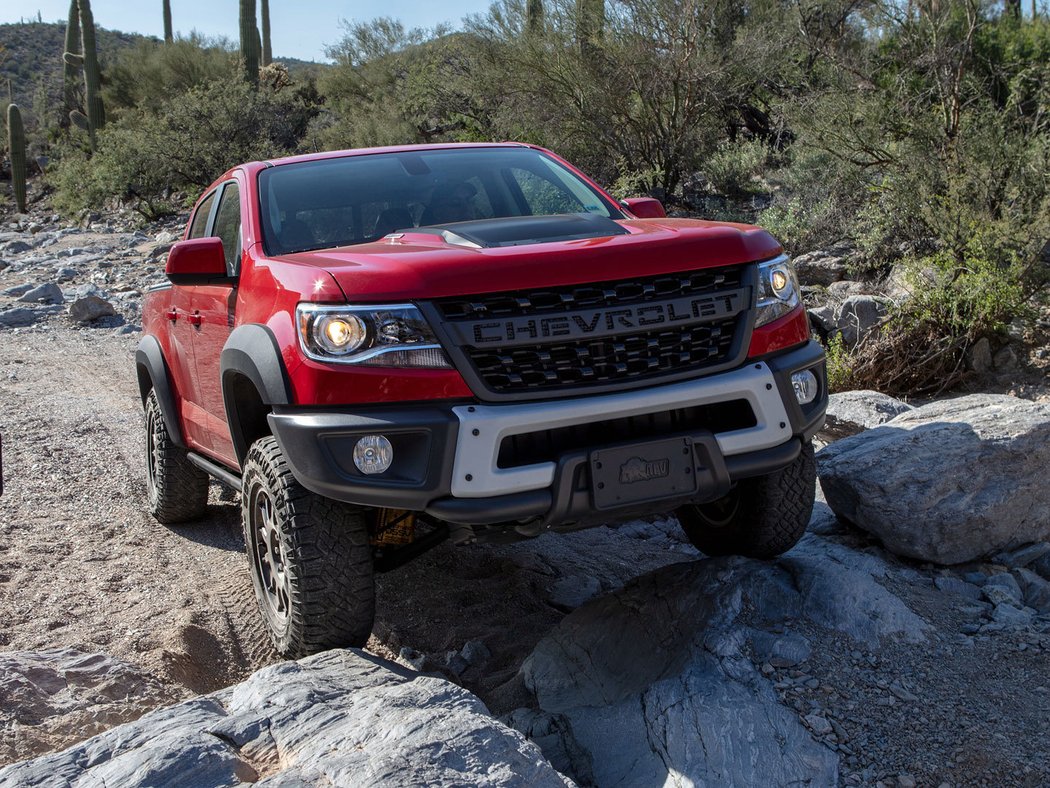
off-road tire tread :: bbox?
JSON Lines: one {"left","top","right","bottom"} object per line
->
{"left": 241, "top": 436, "right": 374, "bottom": 658}
{"left": 145, "top": 390, "right": 209, "bottom": 523}
{"left": 678, "top": 442, "right": 816, "bottom": 559}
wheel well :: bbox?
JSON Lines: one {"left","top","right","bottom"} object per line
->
{"left": 136, "top": 362, "right": 153, "bottom": 404}
{"left": 225, "top": 371, "right": 272, "bottom": 467}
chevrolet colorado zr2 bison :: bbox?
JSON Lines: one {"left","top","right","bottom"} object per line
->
{"left": 137, "top": 143, "right": 828, "bottom": 657}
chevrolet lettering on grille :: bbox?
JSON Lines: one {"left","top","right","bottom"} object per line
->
{"left": 447, "top": 288, "right": 749, "bottom": 348}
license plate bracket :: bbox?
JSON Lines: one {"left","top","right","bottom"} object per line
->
{"left": 590, "top": 436, "right": 700, "bottom": 510}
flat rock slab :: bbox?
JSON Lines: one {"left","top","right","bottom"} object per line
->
{"left": 516, "top": 532, "right": 927, "bottom": 786}
{"left": 818, "top": 394, "right": 1050, "bottom": 564}
{"left": 0, "top": 650, "right": 570, "bottom": 787}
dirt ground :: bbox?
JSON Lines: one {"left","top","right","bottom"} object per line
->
{"left": 0, "top": 326, "right": 697, "bottom": 763}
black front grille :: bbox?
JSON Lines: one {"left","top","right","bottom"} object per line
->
{"left": 470, "top": 318, "right": 739, "bottom": 392}
{"left": 498, "top": 400, "right": 756, "bottom": 468}
{"left": 436, "top": 266, "right": 746, "bottom": 321}
{"left": 433, "top": 265, "right": 751, "bottom": 396}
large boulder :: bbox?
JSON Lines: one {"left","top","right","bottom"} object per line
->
{"left": 68, "top": 295, "right": 116, "bottom": 324}
{"left": 793, "top": 246, "right": 853, "bottom": 287}
{"left": 820, "top": 390, "right": 914, "bottom": 442}
{"left": 818, "top": 394, "right": 1050, "bottom": 564}
{"left": 515, "top": 532, "right": 926, "bottom": 787}
{"left": 835, "top": 294, "right": 890, "bottom": 347}
{"left": 0, "top": 650, "right": 569, "bottom": 787}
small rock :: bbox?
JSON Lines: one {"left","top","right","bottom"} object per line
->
{"left": 154, "top": 230, "right": 178, "bottom": 244}
{"left": 548, "top": 574, "right": 601, "bottom": 610}
{"left": 889, "top": 682, "right": 918, "bottom": 702}
{"left": 991, "top": 603, "right": 1032, "bottom": 629}
{"left": 752, "top": 632, "right": 812, "bottom": 668}
{"left": 443, "top": 651, "right": 469, "bottom": 677}
{"left": 2, "top": 283, "right": 34, "bottom": 297}
{"left": 934, "top": 576, "right": 983, "bottom": 601}
{"left": 461, "top": 640, "right": 491, "bottom": 667}
{"left": 397, "top": 647, "right": 425, "bottom": 671}
{"left": 968, "top": 337, "right": 993, "bottom": 374}
{"left": 3, "top": 240, "right": 32, "bottom": 254}
{"left": 803, "top": 713, "right": 833, "bottom": 736}
{"left": 982, "top": 573, "right": 1023, "bottom": 607}
{"left": 0, "top": 307, "right": 40, "bottom": 328}
{"left": 55, "top": 267, "right": 78, "bottom": 282}
{"left": 69, "top": 296, "right": 116, "bottom": 324}
{"left": 897, "top": 774, "right": 917, "bottom": 788}
{"left": 996, "top": 542, "right": 1050, "bottom": 569}
{"left": 993, "top": 345, "right": 1019, "bottom": 370}
{"left": 1011, "top": 568, "right": 1050, "bottom": 613}
{"left": 836, "top": 295, "right": 890, "bottom": 347}
{"left": 17, "top": 282, "right": 63, "bottom": 305}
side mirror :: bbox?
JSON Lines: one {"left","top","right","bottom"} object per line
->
{"left": 165, "top": 238, "right": 232, "bottom": 286}
{"left": 621, "top": 197, "right": 667, "bottom": 219}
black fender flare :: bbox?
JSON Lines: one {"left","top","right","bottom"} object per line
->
{"left": 135, "top": 335, "right": 185, "bottom": 446}
{"left": 220, "top": 324, "right": 293, "bottom": 464}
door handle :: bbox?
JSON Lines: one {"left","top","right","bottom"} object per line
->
{"left": 188, "top": 311, "right": 203, "bottom": 327}
{"left": 166, "top": 308, "right": 178, "bottom": 322}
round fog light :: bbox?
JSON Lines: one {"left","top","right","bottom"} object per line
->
{"left": 353, "top": 435, "right": 393, "bottom": 475}
{"left": 791, "top": 370, "right": 819, "bottom": 405}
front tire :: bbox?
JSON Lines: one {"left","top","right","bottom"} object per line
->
{"left": 241, "top": 435, "right": 375, "bottom": 658}
{"left": 677, "top": 441, "right": 816, "bottom": 559}
{"left": 144, "top": 389, "right": 208, "bottom": 524}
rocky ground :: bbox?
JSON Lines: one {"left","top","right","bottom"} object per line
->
{"left": 0, "top": 208, "right": 1048, "bottom": 785}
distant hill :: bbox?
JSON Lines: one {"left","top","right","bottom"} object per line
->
{"left": 0, "top": 22, "right": 144, "bottom": 126}
{"left": 0, "top": 21, "right": 326, "bottom": 130}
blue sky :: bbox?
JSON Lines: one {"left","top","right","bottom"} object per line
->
{"left": 1, "top": 1, "right": 496, "bottom": 61}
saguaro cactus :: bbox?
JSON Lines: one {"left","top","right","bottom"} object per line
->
{"left": 163, "top": 0, "right": 173, "bottom": 43}
{"left": 8, "top": 104, "right": 27, "bottom": 213}
{"left": 239, "top": 0, "right": 260, "bottom": 86}
{"left": 260, "top": 0, "right": 271, "bottom": 66}
{"left": 576, "top": 0, "right": 604, "bottom": 51}
{"left": 65, "top": 0, "right": 105, "bottom": 150}
{"left": 527, "top": 0, "right": 544, "bottom": 35}
{"left": 62, "top": 0, "right": 81, "bottom": 120}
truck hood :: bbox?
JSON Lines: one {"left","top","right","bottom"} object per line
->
{"left": 273, "top": 218, "right": 782, "bottom": 303}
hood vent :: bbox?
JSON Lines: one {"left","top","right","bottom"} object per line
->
{"left": 414, "top": 213, "right": 629, "bottom": 249}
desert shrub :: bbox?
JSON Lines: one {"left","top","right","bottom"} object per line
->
{"left": 103, "top": 35, "right": 237, "bottom": 115}
{"left": 828, "top": 232, "right": 1037, "bottom": 395}
{"left": 704, "top": 139, "right": 768, "bottom": 197}
{"left": 51, "top": 77, "right": 318, "bottom": 219}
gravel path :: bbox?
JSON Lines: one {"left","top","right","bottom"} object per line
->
{"left": 0, "top": 329, "right": 277, "bottom": 761}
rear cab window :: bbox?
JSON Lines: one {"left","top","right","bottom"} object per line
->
{"left": 188, "top": 191, "right": 216, "bottom": 239}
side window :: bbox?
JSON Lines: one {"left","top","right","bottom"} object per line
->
{"left": 508, "top": 168, "right": 583, "bottom": 216}
{"left": 212, "top": 183, "right": 242, "bottom": 275}
{"left": 188, "top": 191, "right": 216, "bottom": 239}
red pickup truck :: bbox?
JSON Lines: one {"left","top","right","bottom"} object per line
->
{"left": 137, "top": 143, "right": 826, "bottom": 657}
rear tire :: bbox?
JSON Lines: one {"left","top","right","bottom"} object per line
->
{"left": 677, "top": 441, "right": 816, "bottom": 559}
{"left": 241, "top": 435, "right": 375, "bottom": 658}
{"left": 144, "top": 389, "right": 208, "bottom": 524}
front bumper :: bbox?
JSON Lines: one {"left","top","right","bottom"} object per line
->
{"left": 268, "top": 341, "right": 827, "bottom": 530}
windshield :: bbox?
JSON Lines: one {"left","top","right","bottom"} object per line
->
{"left": 258, "top": 147, "right": 623, "bottom": 255}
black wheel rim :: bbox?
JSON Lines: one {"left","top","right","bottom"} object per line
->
{"left": 145, "top": 406, "right": 158, "bottom": 501}
{"left": 694, "top": 487, "right": 741, "bottom": 529}
{"left": 248, "top": 486, "right": 291, "bottom": 629}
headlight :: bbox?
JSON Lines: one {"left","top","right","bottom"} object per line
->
{"left": 754, "top": 254, "right": 801, "bottom": 327}
{"left": 296, "top": 303, "right": 451, "bottom": 368}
